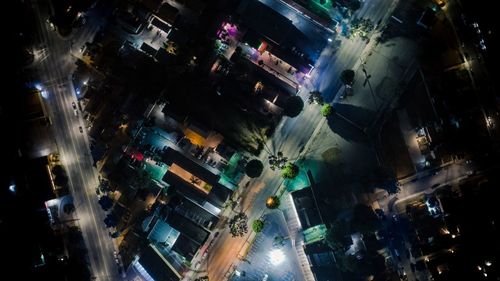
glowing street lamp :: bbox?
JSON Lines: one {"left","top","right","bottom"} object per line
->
{"left": 269, "top": 249, "right": 285, "bottom": 265}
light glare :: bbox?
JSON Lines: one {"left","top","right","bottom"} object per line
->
{"left": 269, "top": 249, "right": 285, "bottom": 265}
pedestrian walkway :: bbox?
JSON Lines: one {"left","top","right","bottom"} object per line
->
{"left": 281, "top": 194, "right": 316, "bottom": 281}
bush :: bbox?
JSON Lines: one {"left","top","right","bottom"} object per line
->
{"left": 321, "top": 104, "right": 334, "bottom": 117}
{"left": 252, "top": 219, "right": 265, "bottom": 233}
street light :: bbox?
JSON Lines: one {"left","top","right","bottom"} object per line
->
{"left": 269, "top": 249, "right": 285, "bottom": 265}
{"left": 361, "top": 62, "right": 377, "bottom": 108}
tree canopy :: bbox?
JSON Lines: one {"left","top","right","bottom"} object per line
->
{"left": 229, "top": 212, "right": 248, "bottom": 237}
{"left": 283, "top": 96, "right": 304, "bottom": 117}
{"left": 252, "top": 219, "right": 265, "bottom": 233}
{"left": 281, "top": 162, "right": 299, "bottom": 179}
{"left": 351, "top": 204, "right": 380, "bottom": 234}
{"left": 245, "top": 159, "right": 264, "bottom": 178}
{"left": 326, "top": 219, "right": 353, "bottom": 252}
{"left": 308, "top": 91, "right": 324, "bottom": 105}
{"left": 321, "top": 104, "right": 334, "bottom": 117}
{"left": 340, "top": 69, "right": 355, "bottom": 85}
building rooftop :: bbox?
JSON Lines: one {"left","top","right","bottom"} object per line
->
{"left": 161, "top": 147, "right": 232, "bottom": 209}
{"left": 236, "top": 0, "right": 318, "bottom": 71}
{"left": 136, "top": 244, "right": 181, "bottom": 281}
{"left": 140, "top": 0, "right": 162, "bottom": 12}
{"left": 291, "top": 187, "right": 323, "bottom": 229}
{"left": 156, "top": 3, "right": 179, "bottom": 26}
{"left": 304, "top": 241, "right": 338, "bottom": 281}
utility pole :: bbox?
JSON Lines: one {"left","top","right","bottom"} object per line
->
{"left": 361, "top": 61, "right": 377, "bottom": 109}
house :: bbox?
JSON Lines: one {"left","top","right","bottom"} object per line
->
{"left": 141, "top": 194, "right": 217, "bottom": 265}
{"left": 161, "top": 147, "right": 233, "bottom": 213}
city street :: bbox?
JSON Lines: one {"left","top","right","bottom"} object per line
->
{"left": 29, "top": 0, "right": 118, "bottom": 280}
{"left": 191, "top": 0, "right": 400, "bottom": 280}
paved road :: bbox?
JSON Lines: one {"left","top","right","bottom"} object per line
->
{"left": 192, "top": 1, "right": 399, "bottom": 280}
{"left": 29, "top": 0, "right": 118, "bottom": 280}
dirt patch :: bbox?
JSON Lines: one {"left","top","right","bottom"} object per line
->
{"left": 321, "top": 146, "right": 341, "bottom": 163}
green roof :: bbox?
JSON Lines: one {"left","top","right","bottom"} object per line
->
{"left": 144, "top": 161, "right": 169, "bottom": 182}
{"left": 303, "top": 224, "right": 327, "bottom": 245}
{"left": 218, "top": 174, "right": 238, "bottom": 191}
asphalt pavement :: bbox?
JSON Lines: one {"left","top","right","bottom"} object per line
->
{"left": 191, "top": 0, "right": 400, "bottom": 280}
{"left": 29, "top": 0, "right": 119, "bottom": 280}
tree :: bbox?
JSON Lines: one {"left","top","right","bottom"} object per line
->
{"left": 321, "top": 104, "right": 334, "bottom": 117}
{"left": 326, "top": 219, "right": 353, "bottom": 252}
{"left": 364, "top": 166, "right": 400, "bottom": 194}
{"left": 104, "top": 214, "right": 118, "bottom": 228}
{"left": 273, "top": 235, "right": 287, "bottom": 247}
{"left": 63, "top": 203, "right": 75, "bottom": 215}
{"left": 99, "top": 195, "right": 113, "bottom": 211}
{"left": 283, "top": 96, "right": 304, "bottom": 117}
{"left": 133, "top": 169, "right": 151, "bottom": 189}
{"left": 268, "top": 151, "right": 288, "bottom": 171}
{"left": 252, "top": 219, "right": 265, "bottom": 233}
{"left": 281, "top": 162, "right": 299, "bottom": 179}
{"left": 308, "top": 91, "right": 324, "bottom": 105}
{"left": 340, "top": 69, "right": 355, "bottom": 86}
{"left": 229, "top": 212, "right": 248, "bottom": 237}
{"left": 245, "top": 159, "right": 264, "bottom": 178}
{"left": 345, "top": 0, "right": 361, "bottom": 11}
{"left": 351, "top": 204, "right": 380, "bottom": 234}
{"left": 265, "top": 196, "right": 280, "bottom": 209}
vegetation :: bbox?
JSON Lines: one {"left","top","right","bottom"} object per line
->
{"left": 325, "top": 219, "right": 353, "bottom": 252}
{"left": 340, "top": 69, "right": 355, "bottom": 86}
{"left": 273, "top": 235, "right": 286, "bottom": 247}
{"left": 245, "top": 159, "right": 264, "bottom": 178}
{"left": 344, "top": 0, "right": 361, "bottom": 11}
{"left": 265, "top": 196, "right": 280, "bottom": 209}
{"left": 350, "top": 18, "right": 375, "bottom": 39}
{"left": 350, "top": 204, "right": 380, "bottom": 234}
{"left": 229, "top": 212, "right": 248, "bottom": 237}
{"left": 283, "top": 96, "right": 304, "bottom": 117}
{"left": 252, "top": 219, "right": 265, "bottom": 233}
{"left": 362, "top": 166, "right": 400, "bottom": 194}
{"left": 308, "top": 91, "right": 324, "bottom": 105}
{"left": 321, "top": 104, "right": 334, "bottom": 117}
{"left": 281, "top": 162, "right": 299, "bottom": 179}
{"left": 268, "top": 151, "right": 288, "bottom": 171}
{"left": 104, "top": 213, "right": 118, "bottom": 228}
